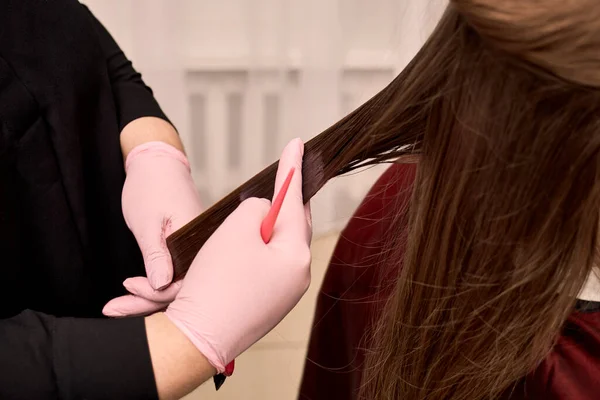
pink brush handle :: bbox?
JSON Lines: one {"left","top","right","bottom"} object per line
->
{"left": 220, "top": 167, "right": 295, "bottom": 383}
{"left": 260, "top": 168, "right": 295, "bottom": 243}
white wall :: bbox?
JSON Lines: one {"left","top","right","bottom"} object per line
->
{"left": 82, "top": 0, "right": 446, "bottom": 235}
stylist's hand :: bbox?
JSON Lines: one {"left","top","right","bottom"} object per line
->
{"left": 121, "top": 140, "right": 202, "bottom": 291}
{"left": 158, "top": 138, "right": 311, "bottom": 372}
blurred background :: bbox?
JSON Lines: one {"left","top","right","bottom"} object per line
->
{"left": 81, "top": 0, "right": 446, "bottom": 398}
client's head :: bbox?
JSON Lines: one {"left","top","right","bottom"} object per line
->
{"left": 362, "top": 1, "right": 600, "bottom": 399}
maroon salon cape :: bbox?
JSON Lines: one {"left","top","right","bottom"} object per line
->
{"left": 299, "top": 163, "right": 600, "bottom": 399}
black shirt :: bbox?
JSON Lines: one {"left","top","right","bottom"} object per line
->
{"left": 0, "top": 0, "right": 169, "bottom": 398}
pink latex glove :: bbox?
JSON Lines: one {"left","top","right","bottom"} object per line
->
{"left": 103, "top": 277, "right": 183, "bottom": 317}
{"left": 118, "top": 141, "right": 202, "bottom": 305}
{"left": 117, "top": 138, "right": 311, "bottom": 372}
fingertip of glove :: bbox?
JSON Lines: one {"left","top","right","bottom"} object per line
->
{"left": 149, "top": 267, "right": 173, "bottom": 290}
{"left": 102, "top": 303, "right": 122, "bottom": 317}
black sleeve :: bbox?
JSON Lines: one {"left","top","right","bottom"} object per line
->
{"left": 0, "top": 310, "right": 158, "bottom": 400}
{"left": 80, "top": 4, "right": 172, "bottom": 131}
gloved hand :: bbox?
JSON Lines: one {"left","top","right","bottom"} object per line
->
{"left": 116, "top": 141, "right": 202, "bottom": 313}
{"left": 103, "top": 276, "right": 182, "bottom": 317}
{"left": 112, "top": 138, "right": 312, "bottom": 373}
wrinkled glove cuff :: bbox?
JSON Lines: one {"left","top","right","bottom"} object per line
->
{"left": 125, "top": 141, "right": 191, "bottom": 173}
{"left": 164, "top": 311, "right": 228, "bottom": 374}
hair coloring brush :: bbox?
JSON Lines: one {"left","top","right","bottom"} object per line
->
{"left": 213, "top": 167, "right": 295, "bottom": 390}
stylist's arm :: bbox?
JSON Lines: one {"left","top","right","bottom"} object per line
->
{"left": 137, "top": 138, "right": 311, "bottom": 400}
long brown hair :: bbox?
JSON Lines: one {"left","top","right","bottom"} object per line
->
{"left": 168, "top": 1, "right": 600, "bottom": 398}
